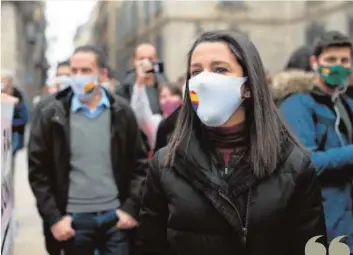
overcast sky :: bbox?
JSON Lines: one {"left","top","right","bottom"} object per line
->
{"left": 45, "top": 0, "right": 97, "bottom": 80}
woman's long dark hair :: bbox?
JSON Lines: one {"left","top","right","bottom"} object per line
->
{"left": 166, "top": 30, "right": 302, "bottom": 178}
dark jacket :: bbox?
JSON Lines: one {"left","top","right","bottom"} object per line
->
{"left": 28, "top": 88, "right": 148, "bottom": 227}
{"left": 12, "top": 87, "right": 28, "bottom": 135}
{"left": 154, "top": 106, "right": 180, "bottom": 154}
{"left": 135, "top": 136, "right": 327, "bottom": 255}
{"left": 117, "top": 69, "right": 169, "bottom": 153}
{"left": 32, "top": 94, "right": 55, "bottom": 124}
{"left": 117, "top": 69, "right": 168, "bottom": 114}
{"left": 347, "top": 85, "right": 353, "bottom": 98}
{"left": 275, "top": 70, "right": 353, "bottom": 249}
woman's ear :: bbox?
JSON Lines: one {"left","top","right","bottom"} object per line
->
{"left": 243, "top": 90, "right": 251, "bottom": 98}
{"left": 241, "top": 84, "right": 251, "bottom": 98}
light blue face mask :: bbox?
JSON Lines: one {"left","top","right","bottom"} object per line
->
{"left": 71, "top": 74, "right": 99, "bottom": 101}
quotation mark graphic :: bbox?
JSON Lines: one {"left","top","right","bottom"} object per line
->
{"left": 305, "top": 235, "right": 351, "bottom": 255}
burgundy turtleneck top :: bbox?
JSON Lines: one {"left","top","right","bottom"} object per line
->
{"left": 206, "top": 121, "right": 247, "bottom": 165}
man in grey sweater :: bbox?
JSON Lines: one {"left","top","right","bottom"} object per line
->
{"left": 28, "top": 45, "right": 148, "bottom": 255}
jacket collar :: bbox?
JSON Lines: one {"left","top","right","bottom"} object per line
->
{"left": 271, "top": 70, "right": 315, "bottom": 101}
{"left": 172, "top": 132, "right": 294, "bottom": 192}
{"left": 173, "top": 130, "right": 258, "bottom": 194}
{"left": 55, "top": 87, "right": 122, "bottom": 116}
{"left": 167, "top": 133, "right": 295, "bottom": 244}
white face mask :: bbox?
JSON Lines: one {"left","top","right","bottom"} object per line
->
{"left": 188, "top": 71, "right": 247, "bottom": 127}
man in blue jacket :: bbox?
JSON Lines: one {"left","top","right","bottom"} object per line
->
{"left": 280, "top": 31, "right": 353, "bottom": 251}
{"left": 1, "top": 70, "right": 28, "bottom": 156}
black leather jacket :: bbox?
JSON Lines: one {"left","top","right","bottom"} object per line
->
{"left": 28, "top": 88, "right": 148, "bottom": 227}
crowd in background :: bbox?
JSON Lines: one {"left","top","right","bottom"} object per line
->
{"left": 1, "top": 28, "right": 353, "bottom": 255}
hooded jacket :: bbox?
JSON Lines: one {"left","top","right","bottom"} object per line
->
{"left": 275, "top": 70, "right": 353, "bottom": 249}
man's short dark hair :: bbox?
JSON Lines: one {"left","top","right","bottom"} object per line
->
{"left": 74, "top": 45, "right": 108, "bottom": 68}
{"left": 312, "top": 30, "right": 352, "bottom": 57}
{"left": 57, "top": 59, "right": 70, "bottom": 68}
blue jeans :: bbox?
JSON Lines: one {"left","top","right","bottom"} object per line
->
{"left": 64, "top": 209, "right": 129, "bottom": 255}
{"left": 12, "top": 132, "right": 24, "bottom": 155}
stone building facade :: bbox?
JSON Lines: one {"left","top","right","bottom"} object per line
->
{"left": 73, "top": 1, "right": 122, "bottom": 72}
{"left": 81, "top": 0, "right": 353, "bottom": 82}
{"left": 1, "top": 1, "right": 48, "bottom": 103}
{"left": 73, "top": 3, "right": 100, "bottom": 50}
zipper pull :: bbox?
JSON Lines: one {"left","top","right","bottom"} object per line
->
{"left": 224, "top": 167, "right": 228, "bottom": 175}
{"left": 242, "top": 227, "right": 248, "bottom": 244}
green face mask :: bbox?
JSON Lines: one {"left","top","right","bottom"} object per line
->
{"left": 318, "top": 65, "right": 351, "bottom": 88}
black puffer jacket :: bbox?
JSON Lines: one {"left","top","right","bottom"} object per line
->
{"left": 135, "top": 136, "right": 327, "bottom": 255}
{"left": 153, "top": 106, "right": 180, "bottom": 154}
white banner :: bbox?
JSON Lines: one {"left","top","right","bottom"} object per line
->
{"left": 1, "top": 96, "right": 15, "bottom": 255}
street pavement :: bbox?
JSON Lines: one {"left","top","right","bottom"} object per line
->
{"left": 13, "top": 149, "right": 46, "bottom": 254}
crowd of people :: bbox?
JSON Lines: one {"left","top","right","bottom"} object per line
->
{"left": 1, "top": 28, "right": 352, "bottom": 255}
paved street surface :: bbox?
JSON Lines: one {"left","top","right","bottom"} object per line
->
{"left": 13, "top": 149, "right": 46, "bottom": 255}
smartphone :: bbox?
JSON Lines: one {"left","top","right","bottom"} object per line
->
{"left": 151, "top": 62, "right": 164, "bottom": 73}
{"left": 142, "top": 59, "right": 164, "bottom": 74}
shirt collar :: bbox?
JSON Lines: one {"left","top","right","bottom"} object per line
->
{"left": 71, "top": 87, "right": 110, "bottom": 112}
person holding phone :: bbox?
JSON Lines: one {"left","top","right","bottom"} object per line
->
{"left": 118, "top": 43, "right": 168, "bottom": 114}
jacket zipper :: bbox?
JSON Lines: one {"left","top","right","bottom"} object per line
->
{"left": 218, "top": 190, "right": 249, "bottom": 245}
{"left": 218, "top": 151, "right": 250, "bottom": 244}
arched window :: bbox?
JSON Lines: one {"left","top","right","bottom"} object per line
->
{"left": 306, "top": 22, "right": 325, "bottom": 45}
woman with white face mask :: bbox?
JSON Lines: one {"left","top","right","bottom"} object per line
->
{"left": 135, "top": 31, "right": 327, "bottom": 255}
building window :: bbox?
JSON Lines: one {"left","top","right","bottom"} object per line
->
{"left": 195, "top": 22, "right": 204, "bottom": 37}
{"left": 26, "top": 22, "right": 37, "bottom": 44}
{"left": 349, "top": 16, "right": 353, "bottom": 39}
{"left": 219, "top": 0, "right": 244, "bottom": 8}
{"left": 144, "top": 0, "right": 150, "bottom": 22}
{"left": 306, "top": 0, "right": 324, "bottom": 7}
{"left": 155, "top": 34, "right": 164, "bottom": 62}
{"left": 155, "top": 0, "right": 162, "bottom": 13}
{"left": 130, "top": 1, "right": 138, "bottom": 34}
{"left": 305, "top": 22, "right": 325, "bottom": 45}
